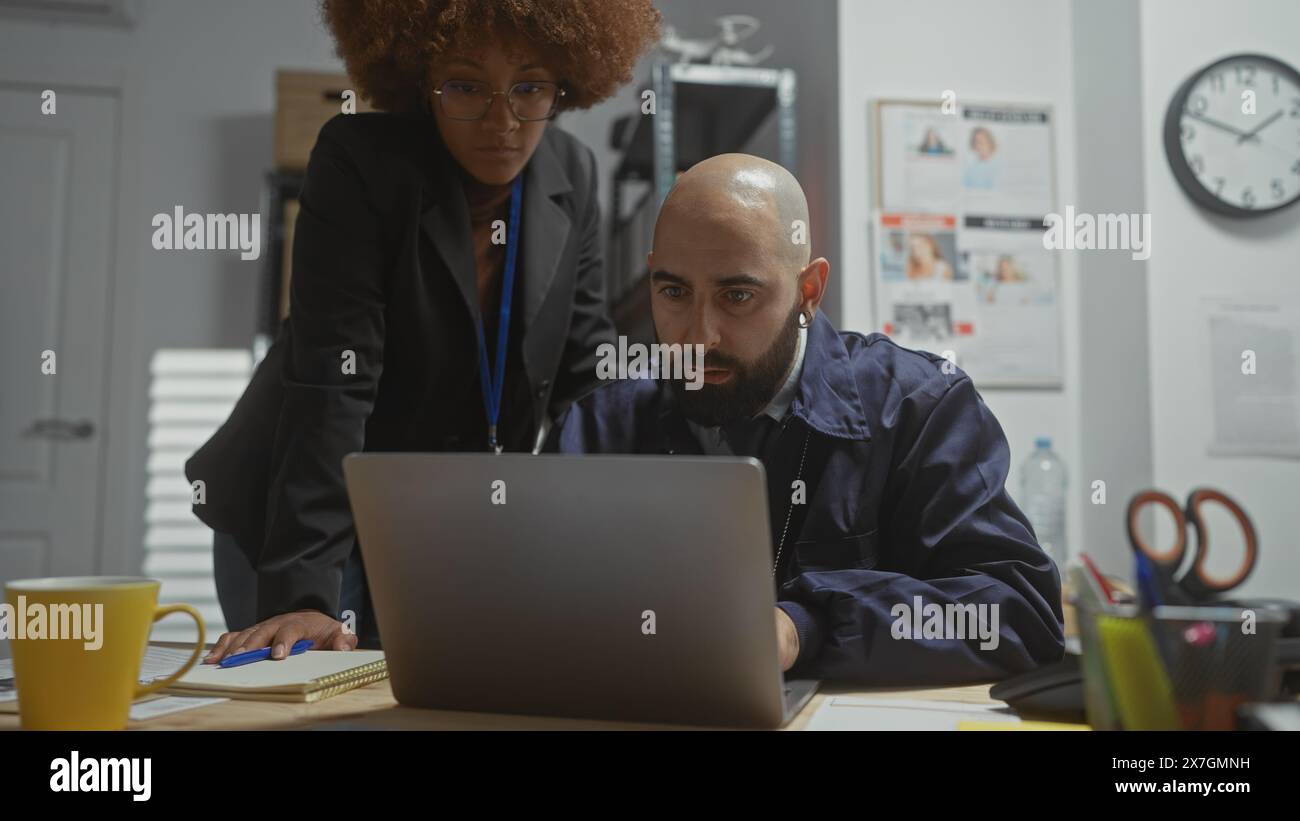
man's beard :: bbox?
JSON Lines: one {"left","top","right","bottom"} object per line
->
{"left": 667, "top": 300, "right": 803, "bottom": 428}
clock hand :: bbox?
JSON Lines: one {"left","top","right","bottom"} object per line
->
{"left": 1184, "top": 110, "right": 1258, "bottom": 141}
{"left": 1236, "top": 109, "right": 1283, "bottom": 144}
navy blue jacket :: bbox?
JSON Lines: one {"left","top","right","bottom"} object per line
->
{"left": 550, "top": 313, "right": 1065, "bottom": 686}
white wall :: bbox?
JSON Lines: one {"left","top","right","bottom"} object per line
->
{"left": 837, "top": 0, "right": 1085, "bottom": 556}
{"left": 1070, "top": 0, "right": 1154, "bottom": 583}
{"left": 1140, "top": 0, "right": 1300, "bottom": 598}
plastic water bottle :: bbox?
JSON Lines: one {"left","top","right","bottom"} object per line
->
{"left": 1020, "top": 437, "right": 1067, "bottom": 568}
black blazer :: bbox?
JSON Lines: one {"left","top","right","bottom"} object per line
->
{"left": 185, "top": 111, "right": 615, "bottom": 620}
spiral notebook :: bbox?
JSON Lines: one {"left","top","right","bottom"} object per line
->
{"left": 154, "top": 649, "right": 388, "bottom": 703}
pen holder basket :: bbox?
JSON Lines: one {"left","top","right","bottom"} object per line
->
{"left": 1074, "top": 600, "right": 1286, "bottom": 730}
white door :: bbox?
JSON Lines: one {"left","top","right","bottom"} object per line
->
{"left": 0, "top": 85, "right": 119, "bottom": 648}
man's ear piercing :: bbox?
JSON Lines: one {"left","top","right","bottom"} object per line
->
{"left": 798, "top": 310, "right": 812, "bottom": 329}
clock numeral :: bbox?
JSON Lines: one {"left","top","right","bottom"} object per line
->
{"left": 1273, "top": 74, "right": 1281, "bottom": 95}
{"left": 1272, "top": 179, "right": 1285, "bottom": 199}
{"left": 1190, "top": 155, "right": 1205, "bottom": 174}
{"left": 1235, "top": 64, "right": 1256, "bottom": 86}
{"left": 1181, "top": 123, "right": 1195, "bottom": 142}
{"left": 1291, "top": 98, "right": 1300, "bottom": 117}
{"left": 1191, "top": 94, "right": 1209, "bottom": 114}
{"left": 1241, "top": 187, "right": 1255, "bottom": 207}
{"left": 1209, "top": 73, "right": 1225, "bottom": 93}
{"left": 1213, "top": 177, "right": 1225, "bottom": 195}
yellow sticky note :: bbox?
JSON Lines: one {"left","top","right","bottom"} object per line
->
{"left": 957, "top": 720, "right": 1090, "bottom": 731}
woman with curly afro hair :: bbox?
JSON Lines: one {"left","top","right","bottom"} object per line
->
{"left": 195, "top": 0, "right": 662, "bottom": 660}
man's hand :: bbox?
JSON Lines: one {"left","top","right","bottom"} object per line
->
{"left": 775, "top": 607, "right": 800, "bottom": 672}
{"left": 204, "top": 610, "right": 357, "bottom": 663}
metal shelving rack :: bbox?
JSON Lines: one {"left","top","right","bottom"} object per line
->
{"left": 607, "top": 61, "right": 797, "bottom": 340}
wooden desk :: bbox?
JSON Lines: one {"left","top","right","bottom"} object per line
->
{"left": 0, "top": 645, "right": 999, "bottom": 731}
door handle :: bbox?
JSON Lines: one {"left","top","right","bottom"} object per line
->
{"left": 22, "top": 418, "right": 96, "bottom": 440}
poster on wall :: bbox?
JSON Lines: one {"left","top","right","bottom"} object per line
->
{"left": 872, "top": 99, "right": 1063, "bottom": 387}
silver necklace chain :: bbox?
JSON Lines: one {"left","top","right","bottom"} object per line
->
{"left": 772, "top": 426, "right": 811, "bottom": 577}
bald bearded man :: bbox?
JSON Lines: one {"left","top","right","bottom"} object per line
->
{"left": 550, "top": 154, "right": 1064, "bottom": 686}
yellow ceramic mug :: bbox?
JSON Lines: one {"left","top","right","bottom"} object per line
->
{"left": 4, "top": 576, "right": 206, "bottom": 730}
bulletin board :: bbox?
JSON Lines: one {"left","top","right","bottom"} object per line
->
{"left": 870, "top": 98, "right": 1064, "bottom": 388}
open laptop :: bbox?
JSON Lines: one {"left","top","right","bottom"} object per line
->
{"left": 342, "top": 452, "right": 820, "bottom": 729}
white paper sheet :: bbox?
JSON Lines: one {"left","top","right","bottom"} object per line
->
{"left": 0, "top": 648, "right": 227, "bottom": 721}
{"left": 129, "top": 696, "right": 228, "bottom": 721}
{"left": 1203, "top": 295, "right": 1300, "bottom": 458}
{"left": 0, "top": 645, "right": 202, "bottom": 703}
{"left": 805, "top": 696, "right": 1020, "bottom": 731}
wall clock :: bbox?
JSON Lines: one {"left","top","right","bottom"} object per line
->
{"left": 1164, "top": 53, "right": 1300, "bottom": 217}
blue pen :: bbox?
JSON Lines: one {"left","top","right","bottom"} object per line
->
{"left": 219, "top": 638, "right": 313, "bottom": 668}
{"left": 1134, "top": 550, "right": 1164, "bottom": 610}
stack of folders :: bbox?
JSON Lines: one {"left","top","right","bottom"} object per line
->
{"left": 153, "top": 650, "right": 388, "bottom": 703}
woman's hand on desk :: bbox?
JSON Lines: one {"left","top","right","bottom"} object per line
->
{"left": 203, "top": 610, "right": 358, "bottom": 663}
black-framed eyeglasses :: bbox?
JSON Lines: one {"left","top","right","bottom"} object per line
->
{"left": 432, "top": 79, "right": 565, "bottom": 121}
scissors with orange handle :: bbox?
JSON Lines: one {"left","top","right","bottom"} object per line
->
{"left": 1125, "top": 487, "right": 1258, "bottom": 605}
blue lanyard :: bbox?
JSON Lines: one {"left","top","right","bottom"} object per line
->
{"left": 477, "top": 174, "right": 523, "bottom": 454}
